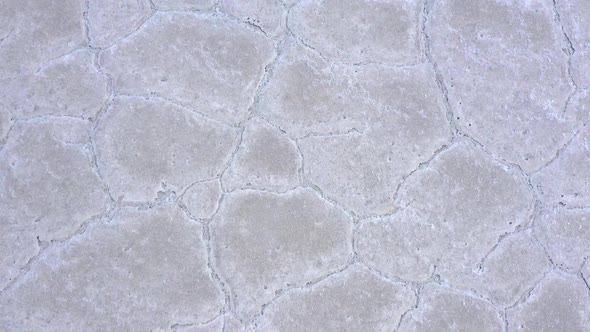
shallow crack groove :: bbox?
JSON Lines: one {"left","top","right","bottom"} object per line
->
{"left": 0, "top": 207, "right": 118, "bottom": 295}
{"left": 202, "top": 221, "right": 232, "bottom": 321}
{"left": 248, "top": 116, "right": 306, "bottom": 183}
{"left": 224, "top": 186, "right": 302, "bottom": 197}
{"left": 244, "top": 35, "right": 287, "bottom": 123}
{"left": 31, "top": 47, "right": 88, "bottom": 75}
{"left": 563, "top": 205, "right": 590, "bottom": 210}
{"left": 219, "top": 126, "right": 246, "bottom": 193}
{"left": 551, "top": 0, "right": 581, "bottom": 123}
{"left": 461, "top": 133, "right": 537, "bottom": 196}
{"left": 581, "top": 258, "right": 590, "bottom": 295}
{"left": 150, "top": 3, "right": 215, "bottom": 14}
{"left": 283, "top": 7, "right": 329, "bottom": 64}
{"left": 82, "top": 0, "right": 92, "bottom": 47}
{"left": 513, "top": 165, "right": 556, "bottom": 271}
{"left": 279, "top": 0, "right": 300, "bottom": 10}
{"left": 530, "top": 120, "right": 588, "bottom": 175}
{"left": 212, "top": 10, "right": 274, "bottom": 41}
{"left": 249, "top": 263, "right": 354, "bottom": 328}
{"left": 112, "top": 91, "right": 238, "bottom": 130}
{"left": 552, "top": 0, "right": 575, "bottom": 56}
{"left": 13, "top": 114, "right": 88, "bottom": 123}
{"left": 176, "top": 177, "right": 221, "bottom": 222}
{"left": 504, "top": 267, "right": 553, "bottom": 319}
{"left": 243, "top": 19, "right": 269, "bottom": 38}
{"left": 296, "top": 127, "right": 363, "bottom": 140}
{"left": 302, "top": 181, "right": 357, "bottom": 220}
{"left": 149, "top": 8, "right": 272, "bottom": 42}
{"left": 357, "top": 259, "right": 419, "bottom": 289}
{"left": 96, "top": 9, "right": 157, "bottom": 52}
{"left": 294, "top": 143, "right": 306, "bottom": 187}
{"left": 196, "top": 188, "right": 234, "bottom": 323}
{"left": 437, "top": 278, "right": 503, "bottom": 312}
{"left": 350, "top": 220, "right": 362, "bottom": 263}
{"left": 502, "top": 309, "right": 510, "bottom": 332}
{"left": 350, "top": 60, "right": 427, "bottom": 68}
{"left": 84, "top": 0, "right": 159, "bottom": 51}
{"left": 284, "top": 3, "right": 424, "bottom": 70}
{"left": 0, "top": 115, "right": 16, "bottom": 153}
{"left": 88, "top": 127, "right": 116, "bottom": 204}
{"left": 394, "top": 286, "right": 421, "bottom": 332}
{"left": 474, "top": 170, "right": 538, "bottom": 273}
{"left": 421, "top": 0, "right": 460, "bottom": 138}
{"left": 0, "top": 28, "right": 14, "bottom": 46}
{"left": 390, "top": 139, "right": 455, "bottom": 208}
{"left": 170, "top": 313, "right": 223, "bottom": 331}
{"left": 530, "top": 228, "right": 558, "bottom": 269}
{"left": 177, "top": 199, "right": 203, "bottom": 224}
{"left": 89, "top": 69, "right": 117, "bottom": 204}
{"left": 475, "top": 231, "right": 513, "bottom": 274}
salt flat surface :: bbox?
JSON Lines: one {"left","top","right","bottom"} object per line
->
{"left": 0, "top": 0, "right": 589, "bottom": 330}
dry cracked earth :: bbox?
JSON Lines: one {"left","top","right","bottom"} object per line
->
{"left": 0, "top": 0, "right": 589, "bottom": 331}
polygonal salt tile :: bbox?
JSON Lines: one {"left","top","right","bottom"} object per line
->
{"left": 400, "top": 141, "right": 534, "bottom": 278}
{"left": 0, "top": 118, "right": 109, "bottom": 289}
{"left": 300, "top": 132, "right": 400, "bottom": 216}
{"left": 289, "top": 0, "right": 422, "bottom": 64}
{"left": 534, "top": 207, "right": 590, "bottom": 272}
{"left": 101, "top": 12, "right": 275, "bottom": 125}
{"left": 256, "top": 265, "right": 415, "bottom": 331}
{"left": 428, "top": 0, "right": 587, "bottom": 172}
{"left": 87, "top": 0, "right": 153, "bottom": 48}
{"left": 0, "top": 49, "right": 108, "bottom": 119}
{"left": 222, "top": 119, "right": 301, "bottom": 192}
{"left": 94, "top": 96, "right": 237, "bottom": 203}
{"left": 298, "top": 63, "right": 451, "bottom": 216}
{"left": 181, "top": 180, "right": 223, "bottom": 220}
{"left": 357, "top": 209, "right": 445, "bottom": 282}
{"left": 399, "top": 285, "right": 504, "bottom": 332}
{"left": 256, "top": 40, "right": 364, "bottom": 138}
{"left": 358, "top": 141, "right": 534, "bottom": 283}
{"left": 0, "top": 205, "right": 224, "bottom": 330}
{"left": 507, "top": 271, "right": 590, "bottom": 332}
{"left": 210, "top": 188, "right": 352, "bottom": 320}
{"left": 0, "top": 0, "right": 86, "bottom": 76}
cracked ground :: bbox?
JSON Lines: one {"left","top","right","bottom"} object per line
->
{"left": 0, "top": 0, "right": 589, "bottom": 331}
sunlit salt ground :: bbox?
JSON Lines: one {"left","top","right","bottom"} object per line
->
{"left": 0, "top": 0, "right": 589, "bottom": 330}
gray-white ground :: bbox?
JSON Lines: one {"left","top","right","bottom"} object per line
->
{"left": 0, "top": 0, "right": 589, "bottom": 331}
